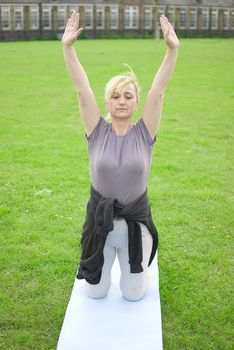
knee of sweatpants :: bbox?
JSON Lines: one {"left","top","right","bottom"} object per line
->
{"left": 85, "top": 279, "right": 111, "bottom": 299}
{"left": 120, "top": 280, "right": 146, "bottom": 302}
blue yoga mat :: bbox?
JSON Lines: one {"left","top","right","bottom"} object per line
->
{"left": 57, "top": 252, "right": 163, "bottom": 350}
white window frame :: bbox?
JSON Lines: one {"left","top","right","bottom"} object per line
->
{"left": 96, "top": 5, "right": 104, "bottom": 30}
{"left": 42, "top": 6, "right": 52, "bottom": 30}
{"left": 30, "top": 5, "right": 39, "bottom": 30}
{"left": 58, "top": 6, "right": 66, "bottom": 30}
{"left": 179, "top": 8, "right": 186, "bottom": 29}
{"left": 190, "top": 7, "right": 197, "bottom": 30}
{"left": 223, "top": 9, "right": 229, "bottom": 30}
{"left": 84, "top": 6, "right": 93, "bottom": 29}
{"left": 14, "top": 5, "right": 24, "bottom": 31}
{"left": 211, "top": 8, "right": 218, "bottom": 30}
{"left": 110, "top": 6, "right": 118, "bottom": 29}
{"left": 124, "top": 6, "right": 139, "bottom": 29}
{"left": 1, "top": 5, "right": 10, "bottom": 31}
{"left": 202, "top": 8, "right": 209, "bottom": 30}
{"left": 144, "top": 6, "right": 152, "bottom": 30}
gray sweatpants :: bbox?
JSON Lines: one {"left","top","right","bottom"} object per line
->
{"left": 85, "top": 217, "right": 153, "bottom": 302}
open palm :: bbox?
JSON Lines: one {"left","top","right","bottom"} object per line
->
{"left": 160, "top": 15, "right": 180, "bottom": 49}
{"left": 62, "top": 11, "right": 83, "bottom": 46}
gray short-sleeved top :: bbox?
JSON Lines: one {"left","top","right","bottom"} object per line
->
{"left": 85, "top": 116, "right": 156, "bottom": 205}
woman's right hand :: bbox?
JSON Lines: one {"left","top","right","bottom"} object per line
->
{"left": 62, "top": 11, "right": 83, "bottom": 46}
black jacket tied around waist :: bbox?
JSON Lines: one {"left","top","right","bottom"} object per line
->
{"left": 76, "top": 184, "right": 159, "bottom": 285}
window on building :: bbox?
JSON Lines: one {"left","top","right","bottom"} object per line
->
{"left": 179, "top": 8, "right": 186, "bottom": 29}
{"left": 211, "top": 8, "right": 218, "bottom": 30}
{"left": 15, "top": 6, "right": 23, "bottom": 30}
{"left": 223, "top": 10, "right": 229, "bottom": 30}
{"left": 125, "top": 8, "right": 130, "bottom": 28}
{"left": 58, "top": 6, "right": 66, "bottom": 29}
{"left": 30, "top": 5, "right": 39, "bottom": 30}
{"left": 157, "top": 7, "right": 165, "bottom": 27}
{"left": 42, "top": 7, "right": 51, "bottom": 29}
{"left": 1, "top": 6, "right": 10, "bottom": 30}
{"left": 96, "top": 6, "right": 104, "bottom": 29}
{"left": 231, "top": 10, "right": 234, "bottom": 29}
{"left": 132, "top": 7, "right": 138, "bottom": 27}
{"left": 110, "top": 6, "right": 118, "bottom": 29}
{"left": 144, "top": 6, "right": 152, "bottom": 29}
{"left": 202, "top": 8, "right": 209, "bottom": 30}
{"left": 190, "top": 7, "right": 197, "bottom": 30}
{"left": 84, "top": 6, "right": 93, "bottom": 29}
{"left": 124, "top": 6, "right": 139, "bottom": 29}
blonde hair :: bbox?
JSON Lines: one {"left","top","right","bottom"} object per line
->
{"left": 104, "top": 66, "right": 140, "bottom": 121}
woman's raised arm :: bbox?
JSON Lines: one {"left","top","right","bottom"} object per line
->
{"left": 142, "top": 15, "right": 180, "bottom": 140}
{"left": 62, "top": 11, "right": 100, "bottom": 137}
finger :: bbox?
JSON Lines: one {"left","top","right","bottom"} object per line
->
{"left": 76, "top": 27, "right": 83, "bottom": 37}
{"left": 71, "top": 11, "right": 76, "bottom": 26}
{"left": 168, "top": 21, "right": 175, "bottom": 31}
{"left": 162, "top": 16, "right": 170, "bottom": 33}
{"left": 165, "top": 17, "right": 171, "bottom": 28}
{"left": 164, "top": 16, "right": 174, "bottom": 30}
{"left": 74, "top": 13, "right": 79, "bottom": 30}
{"left": 159, "top": 16, "right": 166, "bottom": 32}
{"left": 160, "top": 16, "right": 169, "bottom": 35}
{"left": 66, "top": 18, "right": 71, "bottom": 28}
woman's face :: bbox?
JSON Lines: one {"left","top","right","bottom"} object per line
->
{"left": 106, "top": 83, "right": 138, "bottom": 120}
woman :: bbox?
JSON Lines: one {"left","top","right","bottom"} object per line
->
{"left": 62, "top": 11, "right": 179, "bottom": 302}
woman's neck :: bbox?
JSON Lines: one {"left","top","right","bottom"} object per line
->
{"left": 111, "top": 117, "right": 133, "bottom": 136}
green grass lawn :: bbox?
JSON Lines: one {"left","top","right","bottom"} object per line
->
{"left": 0, "top": 38, "right": 233, "bottom": 349}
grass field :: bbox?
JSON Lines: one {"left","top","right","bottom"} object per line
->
{"left": 0, "top": 38, "right": 233, "bottom": 349}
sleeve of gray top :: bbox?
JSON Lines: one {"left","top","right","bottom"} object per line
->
{"left": 136, "top": 117, "right": 157, "bottom": 146}
{"left": 85, "top": 116, "right": 105, "bottom": 147}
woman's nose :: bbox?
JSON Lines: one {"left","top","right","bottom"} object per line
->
{"left": 119, "top": 96, "right": 125, "bottom": 104}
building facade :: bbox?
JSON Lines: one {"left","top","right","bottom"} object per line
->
{"left": 0, "top": 0, "right": 234, "bottom": 41}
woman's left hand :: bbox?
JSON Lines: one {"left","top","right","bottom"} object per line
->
{"left": 160, "top": 15, "right": 180, "bottom": 49}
